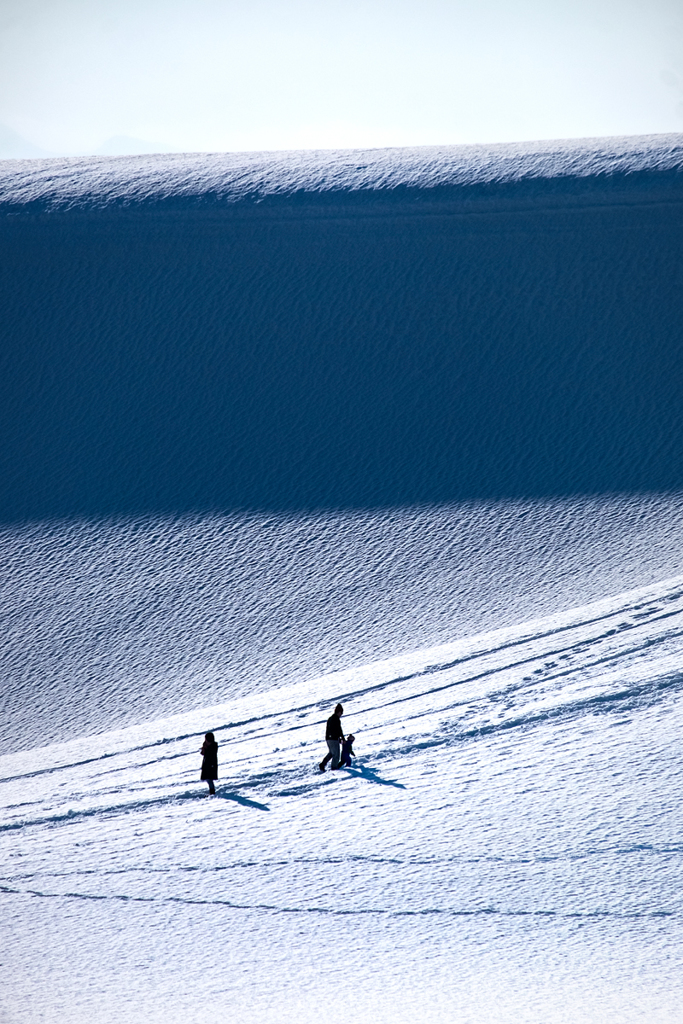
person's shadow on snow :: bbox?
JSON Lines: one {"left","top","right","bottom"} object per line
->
{"left": 215, "top": 789, "right": 270, "bottom": 811}
{"left": 343, "top": 763, "right": 406, "bottom": 789}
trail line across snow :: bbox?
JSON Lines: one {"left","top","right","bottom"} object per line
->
{"left": 2, "top": 576, "right": 683, "bottom": 1023}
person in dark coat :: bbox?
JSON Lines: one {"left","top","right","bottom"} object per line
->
{"left": 201, "top": 731, "right": 218, "bottom": 795}
{"left": 319, "top": 704, "right": 344, "bottom": 772}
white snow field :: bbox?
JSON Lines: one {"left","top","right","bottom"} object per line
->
{"left": 2, "top": 134, "right": 683, "bottom": 1021}
{"left": 2, "top": 576, "right": 683, "bottom": 1024}
{"left": 3, "top": 490, "right": 683, "bottom": 756}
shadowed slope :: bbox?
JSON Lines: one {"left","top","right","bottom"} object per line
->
{"left": 1, "top": 135, "right": 682, "bottom": 521}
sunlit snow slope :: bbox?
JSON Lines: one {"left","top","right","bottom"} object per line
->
{"left": 2, "top": 135, "right": 683, "bottom": 1022}
{"left": 2, "top": 578, "right": 683, "bottom": 1024}
{"left": 1, "top": 133, "right": 683, "bottom": 748}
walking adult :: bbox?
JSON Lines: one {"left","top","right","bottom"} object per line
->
{"left": 319, "top": 704, "right": 344, "bottom": 772}
{"left": 201, "top": 731, "right": 218, "bottom": 795}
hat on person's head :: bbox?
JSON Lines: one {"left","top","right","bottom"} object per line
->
{"left": 335, "top": 703, "right": 344, "bottom": 714}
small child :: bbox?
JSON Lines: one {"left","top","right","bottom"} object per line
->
{"left": 338, "top": 734, "right": 356, "bottom": 768}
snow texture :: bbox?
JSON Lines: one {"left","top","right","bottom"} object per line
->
{"left": 3, "top": 492, "right": 683, "bottom": 755}
{"left": 2, "top": 134, "right": 683, "bottom": 1021}
{"left": 2, "top": 578, "right": 683, "bottom": 1023}
{"left": 0, "top": 133, "right": 682, "bottom": 210}
{"left": 3, "top": 134, "right": 683, "bottom": 524}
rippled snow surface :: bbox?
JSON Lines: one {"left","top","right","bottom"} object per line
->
{"left": 2, "top": 134, "right": 683, "bottom": 1022}
{"left": 2, "top": 574, "right": 683, "bottom": 1024}
{"left": 3, "top": 491, "right": 683, "bottom": 754}
{"left": 2, "top": 132, "right": 682, "bottom": 210}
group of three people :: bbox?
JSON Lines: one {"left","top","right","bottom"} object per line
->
{"left": 199, "top": 703, "right": 355, "bottom": 794}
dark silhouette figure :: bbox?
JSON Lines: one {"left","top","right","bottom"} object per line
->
{"left": 319, "top": 704, "right": 344, "bottom": 772}
{"left": 201, "top": 731, "right": 218, "bottom": 795}
{"left": 338, "top": 734, "right": 356, "bottom": 768}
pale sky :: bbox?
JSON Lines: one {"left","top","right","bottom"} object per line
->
{"left": 0, "top": 0, "right": 682, "bottom": 157}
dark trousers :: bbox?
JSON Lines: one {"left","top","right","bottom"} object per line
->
{"left": 321, "top": 739, "right": 341, "bottom": 770}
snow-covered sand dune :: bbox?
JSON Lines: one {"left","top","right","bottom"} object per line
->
{"left": 1, "top": 135, "right": 683, "bottom": 523}
{"left": 2, "top": 135, "right": 683, "bottom": 1020}
{"left": 2, "top": 133, "right": 683, "bottom": 210}
{"left": 4, "top": 489, "right": 683, "bottom": 754}
{"left": 2, "top": 577, "right": 683, "bottom": 1023}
